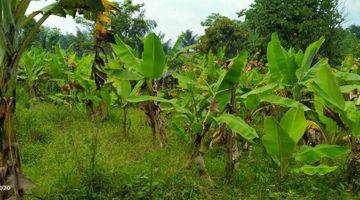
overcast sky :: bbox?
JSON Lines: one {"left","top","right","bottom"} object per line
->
{"left": 28, "top": 0, "right": 360, "bottom": 41}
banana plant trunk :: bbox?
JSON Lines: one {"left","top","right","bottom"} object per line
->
{"left": 0, "top": 55, "right": 25, "bottom": 199}
{"left": 186, "top": 123, "right": 210, "bottom": 177}
{"left": 146, "top": 80, "right": 167, "bottom": 148}
{"left": 122, "top": 106, "right": 128, "bottom": 137}
{"left": 225, "top": 87, "right": 240, "bottom": 178}
{"left": 348, "top": 137, "right": 360, "bottom": 193}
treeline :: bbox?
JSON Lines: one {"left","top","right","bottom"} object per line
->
{"left": 27, "top": 0, "right": 360, "bottom": 67}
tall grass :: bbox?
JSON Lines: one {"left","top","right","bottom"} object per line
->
{"left": 16, "top": 103, "right": 349, "bottom": 199}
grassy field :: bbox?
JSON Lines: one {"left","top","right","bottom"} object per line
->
{"left": 17, "top": 103, "right": 353, "bottom": 200}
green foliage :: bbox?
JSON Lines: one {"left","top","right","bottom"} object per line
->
{"left": 267, "top": 33, "right": 325, "bottom": 86}
{"left": 267, "top": 33, "right": 297, "bottom": 85}
{"left": 17, "top": 103, "right": 352, "bottom": 199}
{"left": 113, "top": 35, "right": 141, "bottom": 69}
{"left": 311, "top": 63, "right": 345, "bottom": 110}
{"left": 294, "top": 145, "right": 350, "bottom": 164}
{"left": 199, "top": 14, "right": 247, "bottom": 58}
{"left": 18, "top": 47, "right": 46, "bottom": 97}
{"left": 140, "top": 33, "right": 167, "bottom": 78}
{"left": 107, "top": 32, "right": 169, "bottom": 113}
{"left": 127, "top": 96, "right": 173, "bottom": 104}
{"left": 109, "top": 0, "right": 156, "bottom": 52}
{"left": 348, "top": 25, "right": 360, "bottom": 40}
{"left": 296, "top": 36, "right": 325, "bottom": 81}
{"left": 178, "top": 30, "right": 198, "bottom": 48}
{"left": 105, "top": 68, "right": 142, "bottom": 80}
{"left": 4, "top": 1, "right": 360, "bottom": 197}
{"left": 112, "top": 80, "right": 131, "bottom": 100}
{"left": 279, "top": 107, "right": 307, "bottom": 143}
{"left": 293, "top": 165, "right": 338, "bottom": 176}
{"left": 259, "top": 94, "right": 310, "bottom": 111}
{"left": 311, "top": 63, "right": 360, "bottom": 137}
{"left": 243, "top": 0, "right": 344, "bottom": 64}
{"left": 58, "top": 0, "right": 106, "bottom": 11}
{"left": 111, "top": 33, "right": 167, "bottom": 79}
{"left": 214, "top": 114, "right": 258, "bottom": 142}
{"left": 262, "top": 115, "right": 297, "bottom": 177}
{"left": 218, "top": 51, "right": 248, "bottom": 91}
{"left": 216, "top": 50, "right": 248, "bottom": 110}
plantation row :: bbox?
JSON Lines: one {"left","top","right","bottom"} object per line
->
{"left": 1, "top": 0, "right": 360, "bottom": 199}
{"left": 16, "top": 31, "right": 360, "bottom": 194}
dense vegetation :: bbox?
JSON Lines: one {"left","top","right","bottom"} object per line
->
{"left": 0, "top": 0, "right": 360, "bottom": 199}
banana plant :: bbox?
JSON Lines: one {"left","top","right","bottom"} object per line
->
{"left": 106, "top": 32, "right": 169, "bottom": 147}
{"left": 309, "top": 63, "right": 360, "bottom": 192}
{"left": 230, "top": 33, "right": 323, "bottom": 130}
{"left": 267, "top": 33, "right": 325, "bottom": 94}
{"left": 46, "top": 50, "right": 110, "bottom": 116}
{"left": 262, "top": 107, "right": 349, "bottom": 179}
{"left": 246, "top": 33, "right": 338, "bottom": 147}
{"left": 0, "top": 1, "right": 116, "bottom": 198}
{"left": 18, "top": 47, "right": 46, "bottom": 99}
{"left": 247, "top": 32, "right": 326, "bottom": 107}
{"left": 170, "top": 51, "right": 259, "bottom": 178}
{"left": 107, "top": 79, "right": 145, "bottom": 137}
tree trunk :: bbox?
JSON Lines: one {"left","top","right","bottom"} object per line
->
{"left": 186, "top": 133, "right": 208, "bottom": 176}
{"left": 348, "top": 137, "right": 360, "bottom": 193}
{"left": 155, "top": 104, "right": 167, "bottom": 148}
{"left": 146, "top": 80, "right": 167, "bottom": 148}
{"left": 140, "top": 102, "right": 157, "bottom": 143}
{"left": 122, "top": 106, "right": 127, "bottom": 137}
{"left": 0, "top": 56, "right": 31, "bottom": 199}
{"left": 225, "top": 130, "right": 240, "bottom": 179}
{"left": 225, "top": 87, "right": 240, "bottom": 179}
{"left": 186, "top": 123, "right": 211, "bottom": 177}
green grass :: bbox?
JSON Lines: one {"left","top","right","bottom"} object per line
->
{"left": 16, "top": 103, "right": 354, "bottom": 200}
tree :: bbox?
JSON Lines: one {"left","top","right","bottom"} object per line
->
{"left": 76, "top": 0, "right": 156, "bottom": 55}
{"left": 21, "top": 17, "right": 93, "bottom": 56}
{"left": 108, "top": 33, "right": 169, "bottom": 148}
{"left": 242, "top": 0, "right": 344, "bottom": 63}
{"left": 157, "top": 32, "right": 172, "bottom": 54}
{"left": 110, "top": 0, "right": 156, "bottom": 53}
{"left": 348, "top": 25, "right": 360, "bottom": 39}
{"left": 199, "top": 14, "right": 248, "bottom": 58}
{"left": 38, "top": 27, "right": 62, "bottom": 50}
{"left": 0, "top": 1, "right": 116, "bottom": 198}
{"left": 59, "top": 28, "right": 93, "bottom": 56}
{"left": 179, "top": 30, "right": 198, "bottom": 48}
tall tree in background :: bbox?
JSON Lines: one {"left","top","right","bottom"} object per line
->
{"left": 110, "top": 0, "right": 156, "bottom": 54}
{"left": 157, "top": 32, "right": 172, "bottom": 54}
{"left": 76, "top": 0, "right": 156, "bottom": 56}
{"left": 180, "top": 29, "right": 198, "bottom": 48}
{"left": 38, "top": 27, "right": 62, "bottom": 50}
{"left": 348, "top": 25, "right": 360, "bottom": 39}
{"left": 21, "top": 16, "right": 93, "bottom": 55}
{"left": 242, "top": 0, "right": 344, "bottom": 64}
{"left": 60, "top": 28, "right": 93, "bottom": 56}
{"left": 199, "top": 13, "right": 248, "bottom": 58}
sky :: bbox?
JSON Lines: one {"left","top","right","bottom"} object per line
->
{"left": 28, "top": 0, "right": 360, "bottom": 41}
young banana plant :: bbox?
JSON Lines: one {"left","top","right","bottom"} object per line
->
{"left": 258, "top": 33, "right": 356, "bottom": 181}
{"left": 0, "top": 0, "right": 117, "bottom": 198}
{"left": 310, "top": 63, "right": 360, "bottom": 192}
{"left": 213, "top": 51, "right": 260, "bottom": 178}
{"left": 262, "top": 107, "right": 349, "bottom": 179}
{"left": 18, "top": 47, "right": 46, "bottom": 99}
{"left": 241, "top": 33, "right": 337, "bottom": 147}
{"left": 172, "top": 51, "right": 259, "bottom": 178}
{"left": 107, "top": 79, "right": 144, "bottom": 138}
{"left": 106, "top": 32, "right": 170, "bottom": 148}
